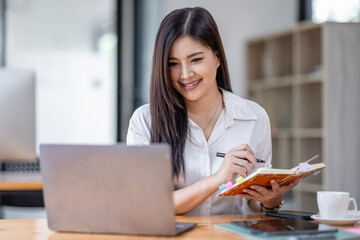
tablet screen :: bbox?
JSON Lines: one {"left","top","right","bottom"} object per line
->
{"left": 231, "top": 218, "right": 338, "bottom": 236}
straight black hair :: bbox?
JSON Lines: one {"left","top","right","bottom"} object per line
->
{"left": 150, "top": 7, "right": 232, "bottom": 178}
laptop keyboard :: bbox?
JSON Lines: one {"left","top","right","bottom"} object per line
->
{"left": 0, "top": 160, "right": 41, "bottom": 173}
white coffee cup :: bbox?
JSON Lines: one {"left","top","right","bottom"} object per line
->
{"left": 317, "top": 191, "right": 357, "bottom": 219}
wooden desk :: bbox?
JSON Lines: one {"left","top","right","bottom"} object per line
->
{"left": 0, "top": 172, "right": 42, "bottom": 191}
{"left": 1, "top": 215, "right": 358, "bottom": 240}
{"left": 0, "top": 215, "right": 266, "bottom": 239}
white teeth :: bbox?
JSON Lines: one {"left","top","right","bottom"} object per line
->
{"left": 184, "top": 80, "right": 200, "bottom": 87}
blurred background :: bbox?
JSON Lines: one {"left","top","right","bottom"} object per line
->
{"left": 0, "top": 0, "right": 359, "bottom": 219}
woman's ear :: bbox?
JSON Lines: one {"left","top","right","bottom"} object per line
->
{"left": 216, "top": 51, "right": 220, "bottom": 67}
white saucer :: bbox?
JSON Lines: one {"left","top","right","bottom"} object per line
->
{"left": 311, "top": 213, "right": 360, "bottom": 226}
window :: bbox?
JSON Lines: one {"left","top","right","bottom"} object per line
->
{"left": 5, "top": 0, "right": 117, "bottom": 150}
{"left": 312, "top": 0, "right": 360, "bottom": 23}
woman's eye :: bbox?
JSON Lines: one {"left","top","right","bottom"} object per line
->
{"left": 168, "top": 62, "right": 178, "bottom": 67}
{"left": 192, "top": 58, "right": 203, "bottom": 63}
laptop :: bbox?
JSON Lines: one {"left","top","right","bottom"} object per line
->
{"left": 40, "top": 144, "right": 197, "bottom": 236}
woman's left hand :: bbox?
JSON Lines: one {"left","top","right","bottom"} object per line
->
{"left": 237, "top": 177, "right": 302, "bottom": 209}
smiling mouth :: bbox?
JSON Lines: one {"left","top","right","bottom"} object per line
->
{"left": 182, "top": 79, "right": 201, "bottom": 88}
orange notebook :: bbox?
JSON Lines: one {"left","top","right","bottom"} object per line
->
{"left": 218, "top": 163, "right": 326, "bottom": 196}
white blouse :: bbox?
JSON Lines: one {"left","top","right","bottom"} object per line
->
{"left": 126, "top": 90, "right": 272, "bottom": 215}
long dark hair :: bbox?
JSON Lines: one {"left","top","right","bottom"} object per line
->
{"left": 150, "top": 7, "right": 232, "bottom": 178}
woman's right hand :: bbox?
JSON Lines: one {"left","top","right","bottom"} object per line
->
{"left": 214, "top": 144, "right": 258, "bottom": 183}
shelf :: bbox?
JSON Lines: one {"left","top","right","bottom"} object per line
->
{"left": 248, "top": 76, "right": 322, "bottom": 92}
{"left": 295, "top": 82, "right": 322, "bottom": 128}
{"left": 292, "top": 128, "right": 323, "bottom": 138}
{"left": 247, "top": 31, "right": 293, "bottom": 80}
{"left": 248, "top": 76, "right": 293, "bottom": 91}
{"left": 271, "top": 128, "right": 293, "bottom": 138}
{"left": 269, "top": 33, "right": 293, "bottom": 77}
{"left": 297, "top": 21, "right": 322, "bottom": 31}
{"left": 246, "top": 22, "right": 360, "bottom": 211}
{"left": 262, "top": 86, "right": 292, "bottom": 129}
{"left": 294, "top": 138, "right": 323, "bottom": 163}
{"left": 272, "top": 136, "right": 293, "bottom": 169}
{"left": 294, "top": 74, "right": 323, "bottom": 85}
{"left": 295, "top": 25, "right": 322, "bottom": 75}
{"left": 272, "top": 138, "right": 280, "bottom": 168}
{"left": 246, "top": 40, "right": 266, "bottom": 80}
{"left": 247, "top": 90, "right": 261, "bottom": 104}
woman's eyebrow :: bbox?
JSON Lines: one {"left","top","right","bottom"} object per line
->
{"left": 168, "top": 51, "right": 205, "bottom": 60}
{"left": 187, "top": 51, "right": 204, "bottom": 58}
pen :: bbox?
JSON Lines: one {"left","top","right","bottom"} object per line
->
{"left": 216, "top": 152, "right": 266, "bottom": 163}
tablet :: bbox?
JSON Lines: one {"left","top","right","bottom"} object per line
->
{"left": 265, "top": 210, "right": 315, "bottom": 220}
{"left": 230, "top": 218, "right": 338, "bottom": 236}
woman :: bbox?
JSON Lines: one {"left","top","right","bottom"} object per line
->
{"left": 127, "top": 7, "right": 301, "bottom": 215}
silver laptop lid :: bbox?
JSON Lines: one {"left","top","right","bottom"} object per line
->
{"left": 40, "top": 144, "right": 177, "bottom": 236}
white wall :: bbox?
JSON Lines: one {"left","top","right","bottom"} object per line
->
{"left": 159, "top": 0, "right": 298, "bottom": 96}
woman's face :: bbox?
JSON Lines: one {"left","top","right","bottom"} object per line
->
{"left": 168, "top": 35, "right": 220, "bottom": 103}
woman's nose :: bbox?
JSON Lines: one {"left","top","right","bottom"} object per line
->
{"left": 180, "top": 65, "right": 194, "bottom": 80}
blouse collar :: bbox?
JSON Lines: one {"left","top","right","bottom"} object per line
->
{"left": 222, "top": 89, "right": 258, "bottom": 121}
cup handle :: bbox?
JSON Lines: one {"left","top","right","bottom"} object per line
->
{"left": 348, "top": 197, "right": 358, "bottom": 212}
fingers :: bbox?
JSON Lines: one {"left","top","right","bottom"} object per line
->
{"left": 242, "top": 182, "right": 281, "bottom": 203}
{"left": 283, "top": 177, "right": 302, "bottom": 191}
{"left": 232, "top": 144, "right": 254, "bottom": 156}
{"left": 275, "top": 177, "right": 302, "bottom": 195}
{"left": 231, "top": 165, "right": 247, "bottom": 178}
{"left": 238, "top": 178, "right": 302, "bottom": 207}
{"left": 243, "top": 187, "right": 265, "bottom": 199}
{"left": 217, "top": 144, "right": 257, "bottom": 183}
{"left": 270, "top": 180, "right": 280, "bottom": 193}
{"left": 236, "top": 193, "right": 256, "bottom": 201}
{"left": 228, "top": 144, "right": 258, "bottom": 168}
{"left": 224, "top": 153, "right": 252, "bottom": 175}
{"left": 249, "top": 184, "right": 271, "bottom": 196}
{"left": 233, "top": 150, "right": 258, "bottom": 168}
{"left": 233, "top": 159, "right": 251, "bottom": 175}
